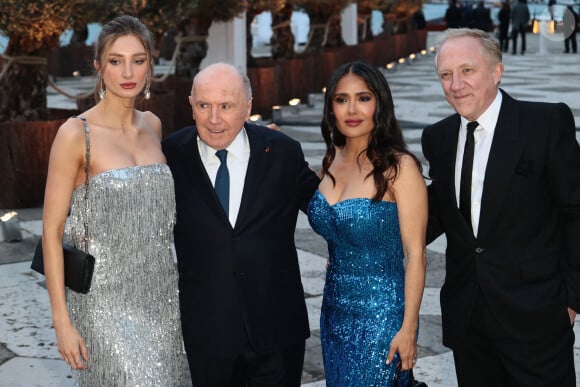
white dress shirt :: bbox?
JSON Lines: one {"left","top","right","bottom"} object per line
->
{"left": 454, "top": 90, "right": 502, "bottom": 236}
{"left": 197, "top": 128, "right": 250, "bottom": 226}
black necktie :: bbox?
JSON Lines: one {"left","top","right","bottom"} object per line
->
{"left": 459, "top": 121, "right": 479, "bottom": 230}
{"left": 214, "top": 150, "right": 229, "bottom": 216}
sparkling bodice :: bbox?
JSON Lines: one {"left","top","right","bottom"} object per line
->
{"left": 308, "top": 189, "right": 411, "bottom": 386}
{"left": 65, "top": 164, "right": 184, "bottom": 386}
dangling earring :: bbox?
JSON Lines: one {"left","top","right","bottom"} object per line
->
{"left": 144, "top": 75, "right": 151, "bottom": 100}
{"left": 98, "top": 75, "right": 106, "bottom": 100}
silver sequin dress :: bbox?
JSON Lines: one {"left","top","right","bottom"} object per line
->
{"left": 65, "top": 164, "right": 184, "bottom": 386}
{"left": 307, "top": 190, "right": 413, "bottom": 386}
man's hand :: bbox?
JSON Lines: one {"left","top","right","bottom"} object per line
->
{"left": 568, "top": 307, "right": 576, "bottom": 326}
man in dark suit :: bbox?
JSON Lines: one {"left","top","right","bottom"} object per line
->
{"left": 162, "top": 63, "right": 319, "bottom": 386}
{"left": 422, "top": 28, "right": 580, "bottom": 386}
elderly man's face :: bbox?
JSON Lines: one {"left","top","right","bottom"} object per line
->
{"left": 189, "top": 64, "right": 252, "bottom": 150}
{"left": 436, "top": 36, "right": 503, "bottom": 121}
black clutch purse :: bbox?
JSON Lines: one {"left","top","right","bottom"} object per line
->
{"left": 394, "top": 366, "right": 428, "bottom": 387}
{"left": 31, "top": 243, "right": 95, "bottom": 294}
{"left": 30, "top": 116, "right": 95, "bottom": 294}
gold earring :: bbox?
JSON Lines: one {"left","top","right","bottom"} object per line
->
{"left": 144, "top": 75, "right": 151, "bottom": 100}
{"left": 98, "top": 76, "right": 105, "bottom": 100}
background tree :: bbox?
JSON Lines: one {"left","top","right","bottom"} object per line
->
{"left": 271, "top": 2, "right": 296, "bottom": 59}
{"left": 295, "top": 0, "right": 350, "bottom": 54}
{"left": 170, "top": 0, "right": 245, "bottom": 78}
{"left": 245, "top": 0, "right": 289, "bottom": 65}
{"left": 0, "top": 0, "right": 85, "bottom": 122}
{"left": 358, "top": 0, "right": 382, "bottom": 41}
{"left": 376, "top": 0, "right": 420, "bottom": 34}
{"left": 0, "top": 0, "right": 249, "bottom": 123}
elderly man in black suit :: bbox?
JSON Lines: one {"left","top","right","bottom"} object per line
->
{"left": 422, "top": 28, "right": 580, "bottom": 386}
{"left": 163, "top": 63, "right": 319, "bottom": 386}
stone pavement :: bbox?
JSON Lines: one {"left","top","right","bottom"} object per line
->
{"left": 1, "top": 31, "right": 580, "bottom": 386}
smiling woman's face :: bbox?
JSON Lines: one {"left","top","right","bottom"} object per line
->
{"left": 332, "top": 73, "right": 377, "bottom": 143}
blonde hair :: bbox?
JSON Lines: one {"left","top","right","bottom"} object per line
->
{"left": 434, "top": 28, "right": 502, "bottom": 71}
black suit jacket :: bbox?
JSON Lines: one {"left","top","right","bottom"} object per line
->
{"left": 422, "top": 90, "right": 580, "bottom": 349}
{"left": 162, "top": 122, "right": 319, "bottom": 358}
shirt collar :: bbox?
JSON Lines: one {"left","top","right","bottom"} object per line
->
{"left": 460, "top": 90, "right": 502, "bottom": 133}
{"left": 197, "top": 126, "right": 249, "bottom": 162}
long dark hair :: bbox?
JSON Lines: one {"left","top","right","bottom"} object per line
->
{"left": 320, "top": 61, "right": 421, "bottom": 202}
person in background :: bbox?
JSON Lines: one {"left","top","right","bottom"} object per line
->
{"left": 498, "top": 1, "right": 511, "bottom": 52}
{"left": 308, "top": 61, "right": 427, "bottom": 386}
{"left": 445, "top": 0, "right": 463, "bottom": 28}
{"left": 42, "top": 15, "right": 183, "bottom": 386}
{"left": 511, "top": 0, "right": 530, "bottom": 54}
{"left": 471, "top": 1, "right": 493, "bottom": 32}
{"left": 548, "top": 0, "right": 557, "bottom": 20}
{"left": 564, "top": 4, "right": 578, "bottom": 53}
{"left": 163, "top": 62, "right": 319, "bottom": 386}
{"left": 413, "top": 8, "right": 427, "bottom": 30}
{"left": 422, "top": 28, "right": 579, "bottom": 386}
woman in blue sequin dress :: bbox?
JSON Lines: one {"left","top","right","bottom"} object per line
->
{"left": 307, "top": 61, "right": 427, "bottom": 386}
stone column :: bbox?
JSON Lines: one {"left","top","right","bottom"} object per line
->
{"left": 341, "top": 3, "right": 358, "bottom": 46}
{"left": 201, "top": 12, "right": 247, "bottom": 73}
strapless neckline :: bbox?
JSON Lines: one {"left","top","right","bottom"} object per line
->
{"left": 314, "top": 189, "right": 396, "bottom": 208}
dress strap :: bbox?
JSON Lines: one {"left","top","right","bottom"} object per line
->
{"left": 73, "top": 115, "right": 91, "bottom": 249}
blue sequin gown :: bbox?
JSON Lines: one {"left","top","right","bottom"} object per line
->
{"left": 307, "top": 190, "right": 412, "bottom": 387}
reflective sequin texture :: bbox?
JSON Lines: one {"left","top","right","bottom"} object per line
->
{"left": 65, "top": 164, "right": 184, "bottom": 386}
{"left": 307, "top": 190, "right": 412, "bottom": 386}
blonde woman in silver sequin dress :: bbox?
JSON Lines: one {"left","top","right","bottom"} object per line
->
{"left": 41, "top": 15, "right": 184, "bottom": 386}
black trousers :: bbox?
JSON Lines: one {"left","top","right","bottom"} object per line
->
{"left": 512, "top": 28, "right": 527, "bottom": 54}
{"left": 187, "top": 341, "right": 305, "bottom": 387}
{"left": 499, "top": 27, "right": 509, "bottom": 52}
{"left": 565, "top": 31, "right": 577, "bottom": 53}
{"left": 452, "top": 289, "right": 575, "bottom": 387}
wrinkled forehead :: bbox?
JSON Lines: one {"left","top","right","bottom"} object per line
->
{"left": 436, "top": 37, "right": 484, "bottom": 68}
{"left": 192, "top": 69, "right": 246, "bottom": 98}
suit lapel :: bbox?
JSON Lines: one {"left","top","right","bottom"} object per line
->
{"left": 477, "top": 91, "right": 522, "bottom": 239}
{"left": 176, "top": 127, "right": 228, "bottom": 220}
{"left": 234, "top": 126, "right": 271, "bottom": 230}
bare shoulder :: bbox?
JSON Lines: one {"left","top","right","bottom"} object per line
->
{"left": 141, "top": 110, "right": 162, "bottom": 133}
{"left": 397, "top": 153, "right": 421, "bottom": 172}
{"left": 54, "top": 117, "right": 87, "bottom": 146}
{"left": 385, "top": 153, "right": 421, "bottom": 179}
{"left": 47, "top": 117, "right": 87, "bottom": 175}
{"left": 392, "top": 153, "right": 425, "bottom": 188}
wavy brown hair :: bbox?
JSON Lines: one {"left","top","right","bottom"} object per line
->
{"left": 320, "top": 61, "right": 421, "bottom": 202}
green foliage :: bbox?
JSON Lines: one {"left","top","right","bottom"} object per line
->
{"left": 294, "top": 0, "right": 351, "bottom": 21}
{"left": 0, "top": 0, "right": 85, "bottom": 54}
{"left": 195, "top": 0, "right": 245, "bottom": 21}
{"left": 376, "top": 0, "right": 397, "bottom": 11}
{"left": 95, "top": 0, "right": 200, "bottom": 37}
{"left": 0, "top": 0, "right": 248, "bottom": 54}
{"left": 358, "top": 0, "right": 383, "bottom": 13}
{"left": 245, "top": 0, "right": 288, "bottom": 15}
